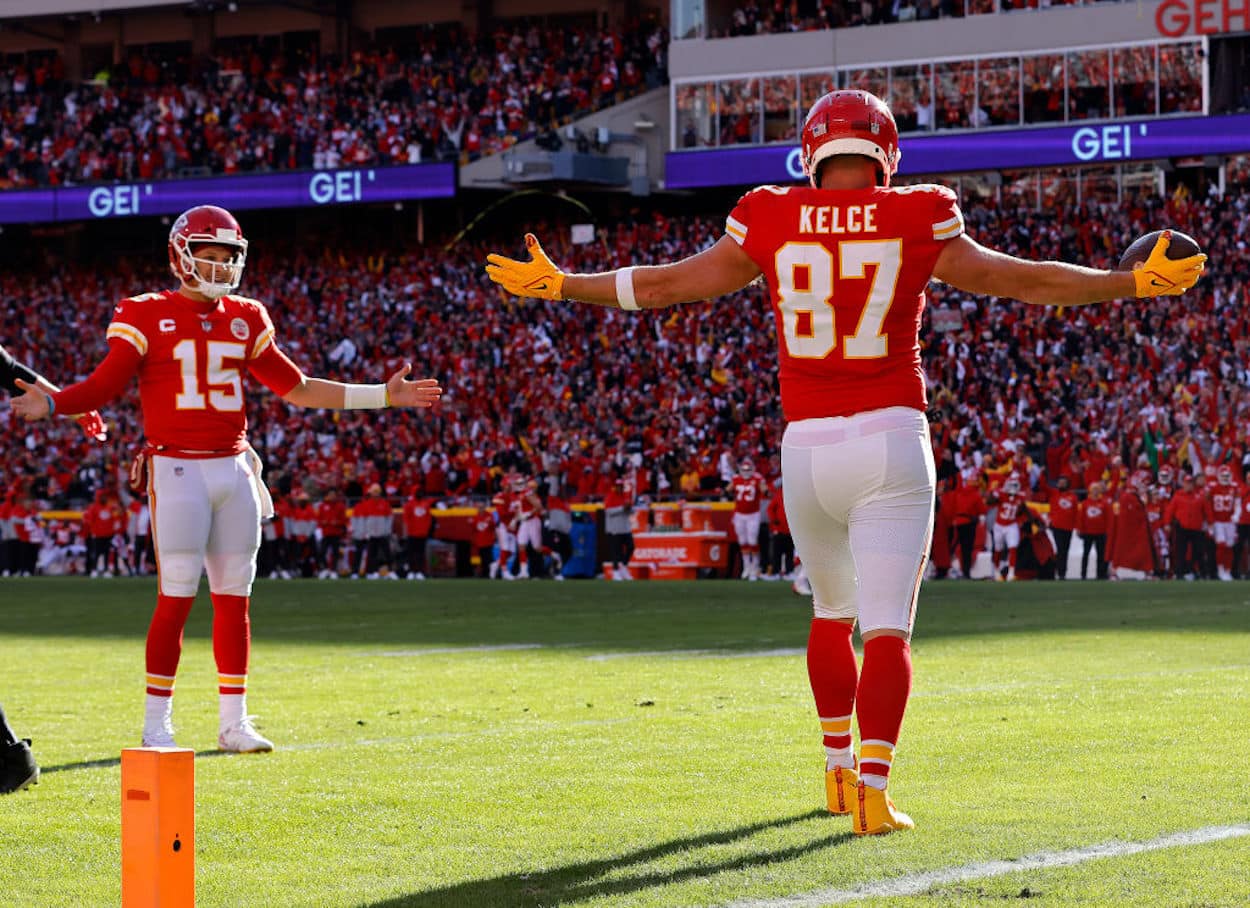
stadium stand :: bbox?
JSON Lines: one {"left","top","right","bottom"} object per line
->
{"left": 0, "top": 19, "right": 668, "bottom": 189}
{"left": 694, "top": 0, "right": 1117, "bottom": 38}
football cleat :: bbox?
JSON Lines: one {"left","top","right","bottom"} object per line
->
{"left": 0, "top": 739, "right": 39, "bottom": 795}
{"left": 825, "top": 762, "right": 858, "bottom": 815}
{"left": 853, "top": 781, "right": 915, "bottom": 835}
{"left": 218, "top": 716, "right": 274, "bottom": 753}
{"left": 142, "top": 716, "right": 178, "bottom": 749}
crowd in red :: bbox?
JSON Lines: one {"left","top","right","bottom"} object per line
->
{"left": 0, "top": 19, "right": 667, "bottom": 189}
{"left": 2, "top": 165, "right": 1249, "bottom": 579}
{"left": 708, "top": 0, "right": 1097, "bottom": 37}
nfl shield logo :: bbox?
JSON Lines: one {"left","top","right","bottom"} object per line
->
{"left": 870, "top": 121, "right": 880, "bottom": 134}
{"left": 174, "top": 466, "right": 185, "bottom": 477}
{"left": 201, "top": 321, "right": 212, "bottom": 333}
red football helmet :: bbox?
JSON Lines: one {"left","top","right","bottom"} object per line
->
{"left": 801, "top": 90, "right": 901, "bottom": 187}
{"left": 168, "top": 205, "right": 248, "bottom": 300}
{"left": 1218, "top": 464, "right": 1233, "bottom": 485}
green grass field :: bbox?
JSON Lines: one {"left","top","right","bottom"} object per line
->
{"left": 1, "top": 578, "right": 1248, "bottom": 907}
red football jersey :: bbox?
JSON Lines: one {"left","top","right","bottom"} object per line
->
{"left": 731, "top": 474, "right": 766, "bottom": 515}
{"left": 1208, "top": 482, "right": 1240, "bottom": 522}
{"left": 726, "top": 183, "right": 963, "bottom": 421}
{"left": 994, "top": 492, "right": 1027, "bottom": 526}
{"left": 106, "top": 289, "right": 285, "bottom": 454}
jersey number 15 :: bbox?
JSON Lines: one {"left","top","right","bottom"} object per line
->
{"left": 172, "top": 339, "right": 246, "bottom": 412}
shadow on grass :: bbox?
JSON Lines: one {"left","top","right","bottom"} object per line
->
{"left": 2, "top": 578, "right": 1248, "bottom": 652}
{"left": 360, "top": 809, "right": 849, "bottom": 908}
{"left": 42, "top": 748, "right": 234, "bottom": 775}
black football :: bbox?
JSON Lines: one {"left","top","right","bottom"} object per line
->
{"left": 1118, "top": 229, "right": 1202, "bottom": 270}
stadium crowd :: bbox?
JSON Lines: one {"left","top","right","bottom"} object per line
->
{"left": 678, "top": 44, "right": 1202, "bottom": 149}
{"left": 706, "top": 0, "right": 1114, "bottom": 36}
{"left": 0, "top": 19, "right": 668, "bottom": 189}
{"left": 2, "top": 162, "right": 1249, "bottom": 580}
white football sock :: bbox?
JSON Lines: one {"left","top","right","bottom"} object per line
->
{"left": 144, "top": 694, "right": 173, "bottom": 733}
{"left": 219, "top": 694, "right": 246, "bottom": 730}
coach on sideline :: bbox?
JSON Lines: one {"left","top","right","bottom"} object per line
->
{"left": 1, "top": 343, "right": 107, "bottom": 794}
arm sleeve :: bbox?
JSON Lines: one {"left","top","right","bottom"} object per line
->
{"left": 931, "top": 186, "right": 965, "bottom": 243}
{"left": 0, "top": 343, "right": 42, "bottom": 395}
{"left": 50, "top": 339, "right": 141, "bottom": 414}
{"left": 248, "top": 343, "right": 304, "bottom": 397}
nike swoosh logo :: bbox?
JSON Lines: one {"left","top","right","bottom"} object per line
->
{"left": 528, "top": 281, "right": 549, "bottom": 292}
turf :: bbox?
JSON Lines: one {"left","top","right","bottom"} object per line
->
{"left": 0, "top": 578, "right": 1247, "bottom": 907}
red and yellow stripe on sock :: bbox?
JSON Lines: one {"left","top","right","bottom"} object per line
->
{"left": 218, "top": 674, "right": 247, "bottom": 696}
{"left": 820, "top": 714, "right": 853, "bottom": 766}
{"left": 146, "top": 673, "right": 175, "bottom": 698}
{"left": 859, "top": 739, "right": 895, "bottom": 786}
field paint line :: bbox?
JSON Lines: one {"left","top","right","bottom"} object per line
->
{"left": 720, "top": 823, "right": 1250, "bottom": 907}
{"left": 587, "top": 648, "right": 805, "bottom": 661}
{"left": 374, "top": 643, "right": 552, "bottom": 657}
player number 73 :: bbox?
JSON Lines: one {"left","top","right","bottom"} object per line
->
{"left": 172, "top": 339, "right": 246, "bottom": 411}
{"left": 774, "top": 239, "right": 902, "bottom": 360}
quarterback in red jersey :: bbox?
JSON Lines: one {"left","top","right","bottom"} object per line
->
{"left": 12, "top": 205, "right": 441, "bottom": 753}
{"left": 730, "top": 459, "right": 768, "bottom": 581}
{"left": 484, "top": 89, "right": 1205, "bottom": 834}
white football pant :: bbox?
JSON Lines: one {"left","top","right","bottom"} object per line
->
{"left": 991, "top": 521, "right": 1021, "bottom": 553}
{"left": 781, "top": 407, "right": 934, "bottom": 635}
{"left": 516, "top": 517, "right": 543, "bottom": 551}
{"left": 149, "top": 453, "right": 265, "bottom": 597}
{"left": 732, "top": 512, "right": 762, "bottom": 548}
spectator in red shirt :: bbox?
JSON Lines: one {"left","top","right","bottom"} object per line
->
{"left": 950, "top": 470, "right": 987, "bottom": 579}
{"left": 1167, "top": 473, "right": 1212, "bottom": 579}
{"left": 401, "top": 490, "right": 436, "bottom": 580}
{"left": 315, "top": 489, "right": 349, "bottom": 579}
{"left": 469, "top": 507, "right": 497, "bottom": 578}
{"left": 1107, "top": 474, "right": 1156, "bottom": 579}
{"left": 1047, "top": 475, "right": 1080, "bottom": 580}
{"left": 766, "top": 477, "right": 794, "bottom": 578}
{"left": 1077, "top": 482, "right": 1110, "bottom": 580}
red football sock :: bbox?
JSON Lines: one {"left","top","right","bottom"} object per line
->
{"left": 855, "top": 635, "right": 913, "bottom": 789}
{"left": 210, "top": 594, "right": 250, "bottom": 689}
{"left": 806, "top": 619, "right": 858, "bottom": 769}
{"left": 145, "top": 595, "right": 195, "bottom": 690}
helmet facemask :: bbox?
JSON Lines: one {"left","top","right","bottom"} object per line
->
{"left": 172, "top": 234, "right": 248, "bottom": 300}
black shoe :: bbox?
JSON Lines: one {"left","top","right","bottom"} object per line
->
{"left": 0, "top": 739, "right": 39, "bottom": 794}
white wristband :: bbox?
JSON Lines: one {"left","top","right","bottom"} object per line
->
{"left": 343, "top": 383, "right": 388, "bottom": 409}
{"left": 616, "top": 267, "right": 639, "bottom": 311}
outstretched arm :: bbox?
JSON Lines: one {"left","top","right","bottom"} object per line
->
{"left": 249, "top": 345, "right": 441, "bottom": 410}
{"left": 486, "top": 233, "right": 762, "bottom": 309}
{"left": 933, "top": 231, "right": 1205, "bottom": 307}
{"left": 7, "top": 342, "right": 123, "bottom": 440}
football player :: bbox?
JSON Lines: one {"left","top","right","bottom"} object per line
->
{"left": 11, "top": 205, "right": 442, "bottom": 753}
{"left": 989, "top": 475, "right": 1026, "bottom": 582}
{"left": 2, "top": 345, "right": 111, "bottom": 793}
{"left": 731, "top": 459, "right": 767, "bottom": 580}
{"left": 484, "top": 89, "right": 1205, "bottom": 834}
{"left": 1208, "top": 464, "right": 1240, "bottom": 581}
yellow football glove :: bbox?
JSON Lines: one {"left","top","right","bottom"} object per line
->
{"left": 485, "top": 233, "right": 566, "bottom": 300}
{"left": 1132, "top": 231, "right": 1207, "bottom": 298}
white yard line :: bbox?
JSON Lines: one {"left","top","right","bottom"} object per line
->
{"left": 722, "top": 823, "right": 1250, "bottom": 907}
{"left": 587, "top": 648, "right": 804, "bottom": 661}
{"left": 374, "top": 643, "right": 551, "bottom": 656}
